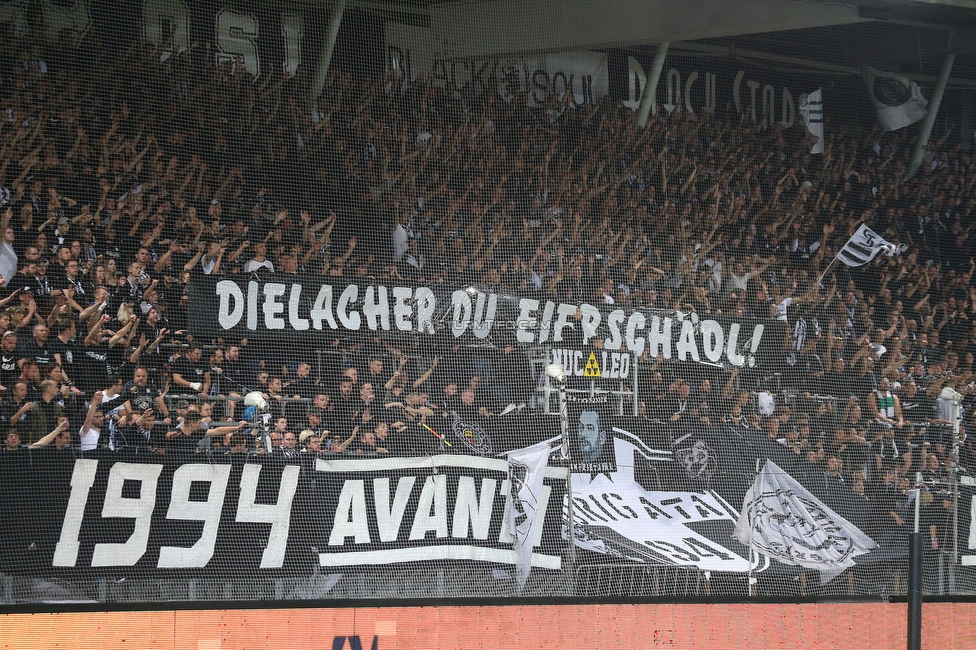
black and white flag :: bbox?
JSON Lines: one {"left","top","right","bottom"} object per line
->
{"left": 798, "top": 88, "right": 824, "bottom": 154}
{"left": 836, "top": 224, "right": 908, "bottom": 267}
{"left": 863, "top": 64, "right": 928, "bottom": 131}
{"left": 734, "top": 460, "right": 876, "bottom": 582}
{"left": 507, "top": 442, "right": 551, "bottom": 589}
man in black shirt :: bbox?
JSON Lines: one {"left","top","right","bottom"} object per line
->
{"left": 78, "top": 314, "right": 138, "bottom": 392}
{"left": 172, "top": 343, "right": 211, "bottom": 398}
{"left": 331, "top": 377, "right": 358, "bottom": 435}
{"left": 111, "top": 407, "right": 165, "bottom": 454}
{"left": 221, "top": 344, "right": 248, "bottom": 390}
{"left": 48, "top": 319, "right": 77, "bottom": 384}
{"left": 353, "top": 382, "right": 378, "bottom": 429}
{"left": 4, "top": 261, "right": 36, "bottom": 302}
{"left": 0, "top": 381, "right": 34, "bottom": 431}
{"left": 823, "top": 356, "right": 853, "bottom": 399}
{"left": 0, "top": 330, "right": 21, "bottom": 388}
{"left": 18, "top": 323, "right": 52, "bottom": 368}
{"left": 50, "top": 259, "right": 90, "bottom": 307}
{"left": 164, "top": 410, "right": 245, "bottom": 454}
{"left": 285, "top": 361, "right": 317, "bottom": 400}
{"left": 123, "top": 366, "right": 170, "bottom": 425}
{"left": 29, "top": 380, "right": 62, "bottom": 445}
{"left": 2, "top": 429, "right": 23, "bottom": 453}
{"left": 16, "top": 360, "right": 41, "bottom": 401}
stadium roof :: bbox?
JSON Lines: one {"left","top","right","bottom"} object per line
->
{"left": 347, "top": 0, "right": 976, "bottom": 84}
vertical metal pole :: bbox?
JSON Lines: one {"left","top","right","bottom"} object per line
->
{"left": 636, "top": 42, "right": 670, "bottom": 130}
{"left": 907, "top": 469, "right": 923, "bottom": 650}
{"left": 908, "top": 527, "right": 922, "bottom": 650}
{"left": 951, "top": 401, "right": 961, "bottom": 590}
{"left": 308, "top": 0, "right": 348, "bottom": 112}
{"left": 557, "top": 380, "right": 577, "bottom": 593}
{"left": 908, "top": 53, "right": 955, "bottom": 178}
{"left": 632, "top": 353, "right": 639, "bottom": 416}
{"left": 747, "top": 459, "right": 762, "bottom": 596}
{"left": 545, "top": 348, "right": 552, "bottom": 415}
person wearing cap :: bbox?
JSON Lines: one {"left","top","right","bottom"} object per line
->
{"left": 777, "top": 424, "right": 805, "bottom": 456}
{"left": 52, "top": 216, "right": 71, "bottom": 252}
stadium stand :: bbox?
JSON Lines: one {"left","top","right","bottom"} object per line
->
{"left": 0, "top": 14, "right": 974, "bottom": 604}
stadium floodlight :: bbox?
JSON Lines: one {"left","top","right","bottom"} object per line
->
{"left": 545, "top": 363, "right": 566, "bottom": 383}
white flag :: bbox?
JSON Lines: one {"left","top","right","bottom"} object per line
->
{"left": 836, "top": 224, "right": 908, "bottom": 267}
{"left": 507, "top": 441, "right": 550, "bottom": 589}
{"left": 863, "top": 64, "right": 928, "bottom": 131}
{"left": 798, "top": 88, "right": 824, "bottom": 154}
{"left": 734, "top": 460, "right": 876, "bottom": 582}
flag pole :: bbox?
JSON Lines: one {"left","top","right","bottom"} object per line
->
{"left": 908, "top": 471, "right": 922, "bottom": 650}
{"left": 816, "top": 253, "right": 839, "bottom": 286}
{"left": 747, "top": 458, "right": 762, "bottom": 597}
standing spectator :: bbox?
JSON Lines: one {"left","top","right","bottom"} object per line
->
{"left": 172, "top": 342, "right": 211, "bottom": 399}
{"left": 0, "top": 208, "right": 17, "bottom": 289}
{"left": 123, "top": 366, "right": 169, "bottom": 425}
{"left": 28, "top": 379, "right": 62, "bottom": 445}
{"left": 0, "top": 330, "right": 21, "bottom": 387}
{"left": 19, "top": 324, "right": 52, "bottom": 368}
{"left": 1, "top": 381, "right": 34, "bottom": 431}
{"left": 78, "top": 391, "right": 106, "bottom": 452}
{"left": 244, "top": 242, "right": 274, "bottom": 274}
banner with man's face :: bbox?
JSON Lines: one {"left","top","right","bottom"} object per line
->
{"left": 568, "top": 396, "right": 616, "bottom": 474}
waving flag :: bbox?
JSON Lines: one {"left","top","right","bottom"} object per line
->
{"left": 734, "top": 460, "right": 876, "bottom": 582}
{"left": 863, "top": 64, "right": 928, "bottom": 131}
{"left": 799, "top": 88, "right": 824, "bottom": 154}
{"left": 836, "top": 224, "right": 908, "bottom": 267}
{"left": 507, "top": 441, "right": 551, "bottom": 589}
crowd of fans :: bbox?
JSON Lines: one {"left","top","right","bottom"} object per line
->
{"left": 0, "top": 36, "right": 973, "bottom": 551}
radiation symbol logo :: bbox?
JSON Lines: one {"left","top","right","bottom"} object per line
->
{"left": 450, "top": 415, "right": 493, "bottom": 456}
{"left": 583, "top": 352, "right": 602, "bottom": 377}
